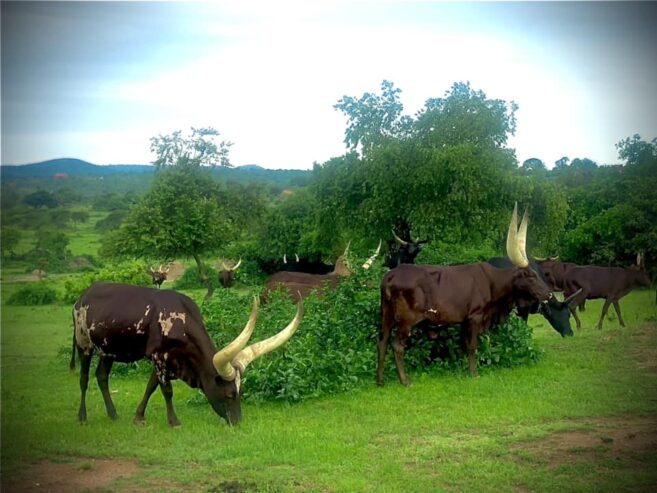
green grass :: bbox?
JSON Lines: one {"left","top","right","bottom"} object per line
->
{"left": 1, "top": 289, "right": 656, "bottom": 492}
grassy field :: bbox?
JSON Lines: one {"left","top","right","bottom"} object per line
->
{"left": 1, "top": 288, "right": 656, "bottom": 492}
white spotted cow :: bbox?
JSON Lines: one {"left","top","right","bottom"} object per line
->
{"left": 71, "top": 282, "right": 303, "bottom": 426}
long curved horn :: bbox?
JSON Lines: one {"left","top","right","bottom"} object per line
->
{"left": 518, "top": 208, "right": 529, "bottom": 264}
{"left": 212, "top": 297, "right": 259, "bottom": 380}
{"left": 295, "top": 254, "right": 299, "bottom": 262}
{"left": 392, "top": 230, "right": 408, "bottom": 246}
{"left": 232, "top": 297, "right": 304, "bottom": 373}
{"left": 506, "top": 203, "right": 529, "bottom": 268}
{"left": 220, "top": 261, "right": 230, "bottom": 271}
{"left": 362, "top": 239, "right": 382, "bottom": 269}
{"left": 231, "top": 258, "right": 242, "bottom": 271}
{"left": 283, "top": 254, "right": 287, "bottom": 264}
{"left": 564, "top": 288, "right": 583, "bottom": 306}
{"left": 343, "top": 241, "right": 351, "bottom": 256}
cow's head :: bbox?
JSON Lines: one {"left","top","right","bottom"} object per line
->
{"left": 507, "top": 204, "right": 552, "bottom": 303}
{"left": 149, "top": 264, "right": 170, "bottom": 288}
{"left": 206, "top": 297, "right": 303, "bottom": 425}
{"left": 630, "top": 252, "right": 651, "bottom": 288}
{"left": 219, "top": 258, "right": 242, "bottom": 288}
{"left": 391, "top": 230, "right": 426, "bottom": 263}
{"left": 538, "top": 290, "right": 582, "bottom": 337}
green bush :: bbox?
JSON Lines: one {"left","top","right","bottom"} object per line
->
{"left": 7, "top": 282, "right": 58, "bottom": 305}
{"left": 201, "top": 262, "right": 542, "bottom": 403}
{"left": 173, "top": 264, "right": 219, "bottom": 290}
{"left": 62, "top": 259, "right": 152, "bottom": 304}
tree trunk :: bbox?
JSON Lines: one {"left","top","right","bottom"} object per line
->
{"left": 191, "top": 251, "right": 214, "bottom": 301}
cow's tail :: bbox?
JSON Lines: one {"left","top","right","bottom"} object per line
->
{"left": 69, "top": 310, "right": 76, "bottom": 371}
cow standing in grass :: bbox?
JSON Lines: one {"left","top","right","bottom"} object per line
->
{"left": 149, "top": 265, "right": 170, "bottom": 288}
{"left": 561, "top": 254, "right": 651, "bottom": 330}
{"left": 385, "top": 230, "right": 427, "bottom": 269}
{"left": 378, "top": 205, "right": 552, "bottom": 386}
{"left": 71, "top": 282, "right": 303, "bottom": 426}
{"left": 218, "top": 258, "right": 242, "bottom": 288}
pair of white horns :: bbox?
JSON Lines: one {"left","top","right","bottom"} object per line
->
{"left": 212, "top": 297, "right": 304, "bottom": 381}
{"left": 150, "top": 264, "right": 170, "bottom": 273}
{"left": 220, "top": 258, "right": 242, "bottom": 272}
{"left": 506, "top": 203, "right": 530, "bottom": 268}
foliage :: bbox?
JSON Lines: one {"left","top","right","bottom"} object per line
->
{"left": 1, "top": 227, "right": 22, "bottom": 257}
{"left": 23, "top": 190, "right": 58, "bottom": 209}
{"left": 202, "top": 262, "right": 542, "bottom": 403}
{"left": 150, "top": 127, "right": 233, "bottom": 168}
{"left": 61, "top": 259, "right": 152, "bottom": 304}
{"left": 7, "top": 282, "right": 58, "bottom": 305}
{"left": 94, "top": 210, "right": 126, "bottom": 232}
{"left": 173, "top": 264, "right": 220, "bottom": 290}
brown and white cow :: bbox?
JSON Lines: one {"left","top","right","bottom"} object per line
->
{"left": 71, "top": 282, "right": 303, "bottom": 426}
{"left": 377, "top": 205, "right": 552, "bottom": 386}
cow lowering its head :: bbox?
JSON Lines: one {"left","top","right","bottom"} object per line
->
{"left": 263, "top": 241, "right": 381, "bottom": 303}
{"left": 385, "top": 230, "right": 427, "bottom": 269}
{"left": 486, "top": 256, "right": 580, "bottom": 338}
{"left": 377, "top": 204, "right": 552, "bottom": 386}
{"left": 149, "top": 264, "right": 170, "bottom": 288}
{"left": 71, "top": 282, "right": 303, "bottom": 426}
{"left": 218, "top": 258, "right": 242, "bottom": 288}
{"left": 561, "top": 253, "right": 651, "bottom": 330}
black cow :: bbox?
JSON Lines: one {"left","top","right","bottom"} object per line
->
{"left": 149, "top": 265, "right": 170, "bottom": 288}
{"left": 282, "top": 254, "right": 334, "bottom": 274}
{"left": 385, "top": 230, "right": 427, "bottom": 269}
{"left": 71, "top": 282, "right": 303, "bottom": 426}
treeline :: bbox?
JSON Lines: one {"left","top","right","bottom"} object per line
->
{"left": 2, "top": 81, "right": 656, "bottom": 281}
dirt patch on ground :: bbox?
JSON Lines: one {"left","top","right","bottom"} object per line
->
{"left": 163, "top": 260, "right": 186, "bottom": 283}
{"left": 3, "top": 457, "right": 139, "bottom": 493}
{"left": 512, "top": 415, "right": 657, "bottom": 468}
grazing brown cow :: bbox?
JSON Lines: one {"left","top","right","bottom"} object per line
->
{"left": 377, "top": 205, "right": 552, "bottom": 386}
{"left": 218, "top": 258, "right": 242, "bottom": 288}
{"left": 71, "top": 282, "right": 303, "bottom": 426}
{"left": 263, "top": 241, "right": 381, "bottom": 303}
{"left": 561, "top": 254, "right": 651, "bottom": 330}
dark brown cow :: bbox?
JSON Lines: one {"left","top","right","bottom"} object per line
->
{"left": 263, "top": 241, "right": 381, "bottom": 303}
{"left": 149, "top": 264, "right": 170, "bottom": 288}
{"left": 218, "top": 258, "right": 242, "bottom": 288}
{"left": 537, "top": 260, "right": 579, "bottom": 292}
{"left": 561, "top": 254, "right": 651, "bottom": 330}
{"left": 71, "top": 282, "right": 303, "bottom": 426}
{"left": 377, "top": 205, "right": 552, "bottom": 386}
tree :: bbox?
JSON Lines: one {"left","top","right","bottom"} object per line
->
{"left": 334, "top": 80, "right": 413, "bottom": 157}
{"left": 1, "top": 228, "right": 21, "bottom": 258}
{"left": 617, "top": 134, "right": 657, "bottom": 177}
{"left": 150, "top": 127, "right": 233, "bottom": 168}
{"left": 104, "top": 128, "right": 234, "bottom": 299}
{"left": 521, "top": 158, "right": 547, "bottom": 175}
{"left": 23, "top": 190, "right": 58, "bottom": 209}
{"left": 554, "top": 156, "right": 569, "bottom": 169}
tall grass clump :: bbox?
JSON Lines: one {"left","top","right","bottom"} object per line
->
{"left": 201, "top": 262, "right": 543, "bottom": 403}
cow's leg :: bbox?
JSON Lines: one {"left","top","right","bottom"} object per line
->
{"left": 569, "top": 305, "right": 582, "bottom": 330}
{"left": 77, "top": 349, "right": 93, "bottom": 423}
{"left": 517, "top": 306, "right": 530, "bottom": 322}
{"left": 134, "top": 368, "right": 159, "bottom": 425}
{"left": 612, "top": 301, "right": 626, "bottom": 327}
{"left": 392, "top": 323, "right": 413, "bottom": 386}
{"left": 377, "top": 303, "right": 394, "bottom": 386}
{"left": 159, "top": 380, "right": 181, "bottom": 427}
{"left": 95, "top": 357, "right": 118, "bottom": 420}
{"left": 463, "top": 323, "right": 479, "bottom": 377}
{"left": 596, "top": 299, "right": 613, "bottom": 330}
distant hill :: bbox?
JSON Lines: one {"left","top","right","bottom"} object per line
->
{"left": 0, "top": 158, "right": 312, "bottom": 186}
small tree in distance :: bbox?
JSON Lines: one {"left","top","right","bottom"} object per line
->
{"left": 103, "top": 127, "right": 234, "bottom": 300}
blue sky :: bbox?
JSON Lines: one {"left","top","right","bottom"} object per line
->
{"left": 2, "top": 1, "right": 656, "bottom": 169}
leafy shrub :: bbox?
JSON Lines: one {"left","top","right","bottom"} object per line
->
{"left": 202, "top": 262, "right": 541, "bottom": 403}
{"left": 173, "top": 264, "right": 219, "bottom": 290}
{"left": 7, "top": 282, "right": 58, "bottom": 305}
{"left": 62, "top": 259, "right": 152, "bottom": 304}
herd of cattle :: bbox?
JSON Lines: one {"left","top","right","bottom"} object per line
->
{"left": 72, "top": 205, "right": 651, "bottom": 426}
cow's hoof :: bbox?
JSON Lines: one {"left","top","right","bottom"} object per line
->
{"left": 133, "top": 417, "right": 146, "bottom": 426}
{"left": 168, "top": 419, "right": 182, "bottom": 427}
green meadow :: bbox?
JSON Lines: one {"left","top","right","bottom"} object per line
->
{"left": 1, "top": 286, "right": 656, "bottom": 492}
